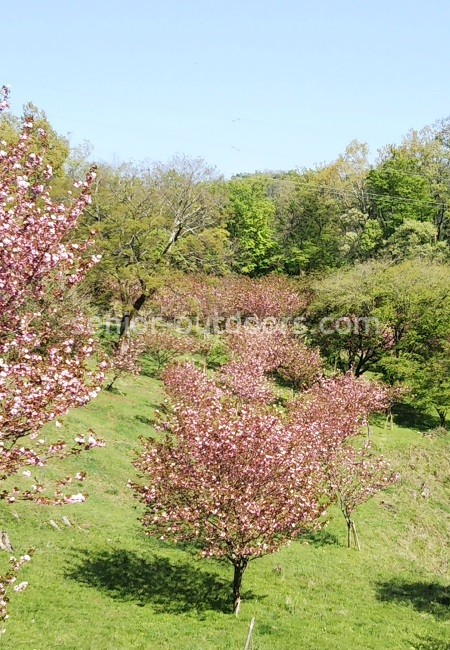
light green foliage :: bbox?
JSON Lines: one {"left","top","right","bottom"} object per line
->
{"left": 381, "top": 219, "right": 446, "bottom": 261}
{"left": 377, "top": 261, "right": 450, "bottom": 355}
{"left": 82, "top": 163, "right": 166, "bottom": 312}
{"left": 227, "top": 177, "right": 280, "bottom": 275}
{"left": 367, "top": 148, "right": 435, "bottom": 236}
{"left": 367, "top": 125, "right": 450, "bottom": 241}
{"left": 168, "top": 226, "right": 232, "bottom": 274}
{"left": 227, "top": 133, "right": 450, "bottom": 273}
{"left": 271, "top": 168, "right": 343, "bottom": 272}
{"left": 82, "top": 157, "right": 229, "bottom": 313}
{"left": 270, "top": 141, "right": 380, "bottom": 271}
{"left": 409, "top": 350, "right": 450, "bottom": 427}
{"left": 339, "top": 209, "right": 383, "bottom": 262}
{"left": 374, "top": 261, "right": 450, "bottom": 425}
{"left": 310, "top": 259, "right": 450, "bottom": 381}
{"left": 311, "top": 258, "right": 450, "bottom": 425}
{"left": 309, "top": 260, "right": 390, "bottom": 374}
{"left": 379, "top": 350, "right": 450, "bottom": 427}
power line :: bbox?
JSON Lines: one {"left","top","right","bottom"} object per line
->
{"left": 269, "top": 177, "right": 449, "bottom": 210}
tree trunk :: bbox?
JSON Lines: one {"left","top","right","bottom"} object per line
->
{"left": 232, "top": 559, "right": 248, "bottom": 616}
{"left": 384, "top": 410, "right": 393, "bottom": 430}
{"left": 161, "top": 224, "right": 183, "bottom": 256}
{"left": 105, "top": 374, "right": 119, "bottom": 391}
{"left": 118, "top": 292, "right": 147, "bottom": 342}
{"left": 436, "top": 409, "right": 447, "bottom": 429}
{"left": 346, "top": 517, "right": 361, "bottom": 550}
{"left": 117, "top": 222, "right": 184, "bottom": 343}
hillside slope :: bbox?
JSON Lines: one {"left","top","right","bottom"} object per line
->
{"left": 0, "top": 374, "right": 449, "bottom": 650}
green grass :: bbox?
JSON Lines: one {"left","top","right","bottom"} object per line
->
{"left": 1, "top": 374, "right": 449, "bottom": 649}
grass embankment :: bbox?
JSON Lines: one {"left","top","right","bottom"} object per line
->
{"left": 0, "top": 373, "right": 449, "bottom": 649}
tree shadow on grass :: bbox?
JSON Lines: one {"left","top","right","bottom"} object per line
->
{"left": 67, "top": 549, "right": 256, "bottom": 615}
{"left": 302, "top": 530, "right": 340, "bottom": 547}
{"left": 134, "top": 414, "right": 154, "bottom": 426}
{"left": 391, "top": 403, "right": 438, "bottom": 431}
{"left": 104, "top": 385, "right": 123, "bottom": 395}
{"left": 376, "top": 578, "right": 450, "bottom": 620}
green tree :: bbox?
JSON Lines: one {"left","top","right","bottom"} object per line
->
{"left": 269, "top": 167, "right": 343, "bottom": 272}
{"left": 82, "top": 156, "right": 228, "bottom": 332}
{"left": 367, "top": 125, "right": 450, "bottom": 242}
{"left": 270, "top": 141, "right": 380, "bottom": 272}
{"left": 227, "top": 177, "right": 279, "bottom": 275}
{"left": 310, "top": 260, "right": 450, "bottom": 380}
{"left": 381, "top": 219, "right": 447, "bottom": 261}
{"left": 309, "top": 261, "right": 390, "bottom": 375}
{"left": 378, "top": 349, "right": 450, "bottom": 428}
{"left": 367, "top": 149, "right": 434, "bottom": 237}
{"left": 410, "top": 351, "right": 450, "bottom": 427}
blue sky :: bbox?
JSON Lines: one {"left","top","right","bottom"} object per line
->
{"left": 2, "top": 0, "right": 450, "bottom": 176}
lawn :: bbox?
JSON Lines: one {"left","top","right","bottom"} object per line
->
{"left": 1, "top": 373, "right": 449, "bottom": 649}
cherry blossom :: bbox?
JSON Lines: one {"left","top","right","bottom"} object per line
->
{"left": 326, "top": 443, "right": 399, "bottom": 549}
{"left": 64, "top": 493, "right": 86, "bottom": 504}
{"left": 0, "top": 89, "right": 105, "bottom": 624}
{"left": 0, "top": 92, "right": 104, "bottom": 501}
{"left": 135, "top": 363, "right": 324, "bottom": 614}
{"left": 0, "top": 551, "right": 32, "bottom": 628}
{"left": 151, "top": 274, "right": 305, "bottom": 322}
{"left": 135, "top": 354, "right": 394, "bottom": 613}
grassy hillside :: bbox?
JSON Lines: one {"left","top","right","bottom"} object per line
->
{"left": 0, "top": 373, "right": 449, "bottom": 650}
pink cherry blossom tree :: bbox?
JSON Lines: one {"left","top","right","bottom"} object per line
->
{"left": 326, "top": 444, "right": 399, "bottom": 549}
{"left": 151, "top": 274, "right": 305, "bottom": 324}
{"left": 133, "top": 363, "right": 327, "bottom": 615}
{"left": 0, "top": 87, "right": 105, "bottom": 622}
{"left": 134, "top": 353, "right": 395, "bottom": 614}
{"left": 287, "top": 374, "right": 395, "bottom": 548}
{"left": 0, "top": 86, "right": 105, "bottom": 499}
{"left": 106, "top": 329, "right": 206, "bottom": 390}
{"left": 106, "top": 335, "right": 146, "bottom": 391}
{"left": 142, "top": 330, "right": 206, "bottom": 374}
{"left": 287, "top": 373, "right": 391, "bottom": 458}
{"left": 224, "top": 325, "right": 322, "bottom": 394}
{"left": 0, "top": 552, "right": 33, "bottom": 626}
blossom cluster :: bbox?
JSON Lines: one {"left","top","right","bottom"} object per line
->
{"left": 0, "top": 93, "right": 105, "bottom": 503}
{"left": 150, "top": 274, "right": 305, "bottom": 322}
{"left": 135, "top": 363, "right": 325, "bottom": 563}
{"left": 134, "top": 358, "right": 394, "bottom": 565}
{"left": 222, "top": 326, "right": 322, "bottom": 400}
{"left": 326, "top": 443, "right": 399, "bottom": 519}
{"left": 142, "top": 330, "right": 207, "bottom": 370}
{"left": 107, "top": 329, "right": 206, "bottom": 388}
{"left": 0, "top": 551, "right": 32, "bottom": 629}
